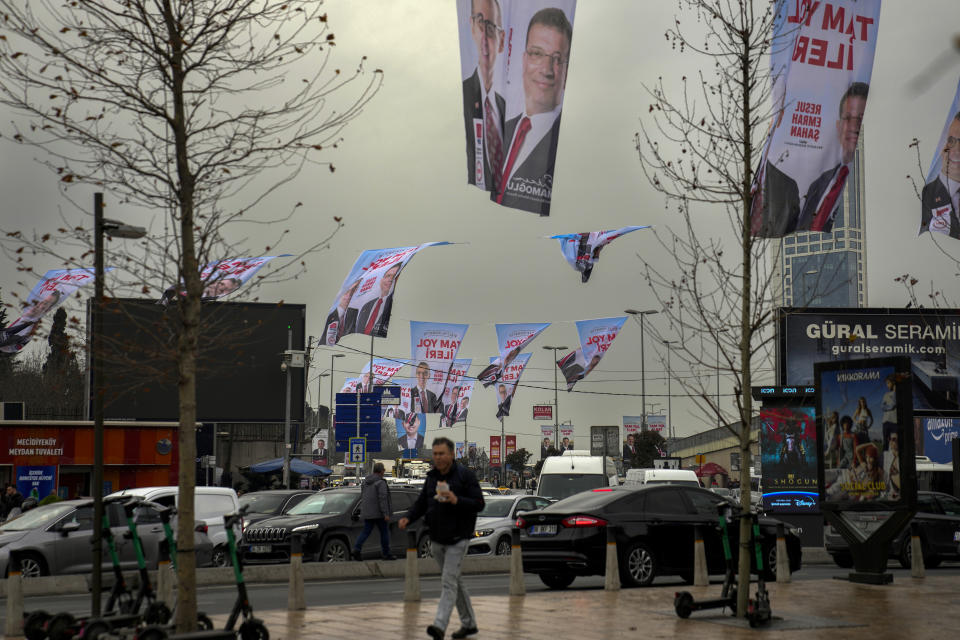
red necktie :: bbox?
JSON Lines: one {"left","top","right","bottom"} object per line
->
{"left": 811, "top": 165, "right": 849, "bottom": 231}
{"left": 420, "top": 391, "right": 427, "bottom": 412}
{"left": 484, "top": 97, "right": 503, "bottom": 191}
{"left": 496, "top": 116, "right": 531, "bottom": 204}
{"left": 364, "top": 297, "right": 383, "bottom": 334}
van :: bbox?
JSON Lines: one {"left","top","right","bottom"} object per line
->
{"left": 107, "top": 486, "right": 241, "bottom": 566}
{"left": 536, "top": 450, "right": 618, "bottom": 501}
{"left": 623, "top": 468, "right": 701, "bottom": 488}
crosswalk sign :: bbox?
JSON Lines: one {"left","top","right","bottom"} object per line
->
{"left": 349, "top": 437, "right": 366, "bottom": 464}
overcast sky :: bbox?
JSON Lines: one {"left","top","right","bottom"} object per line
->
{"left": 1, "top": 1, "right": 959, "bottom": 458}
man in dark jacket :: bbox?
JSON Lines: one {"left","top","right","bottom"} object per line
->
{"left": 400, "top": 437, "right": 484, "bottom": 640}
{"left": 351, "top": 463, "right": 394, "bottom": 560}
{"left": 2, "top": 484, "right": 24, "bottom": 521}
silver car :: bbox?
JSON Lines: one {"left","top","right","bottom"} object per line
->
{"left": 467, "top": 495, "right": 552, "bottom": 556}
{"left": 0, "top": 498, "right": 213, "bottom": 578}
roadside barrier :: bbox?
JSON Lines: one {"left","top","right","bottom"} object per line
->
{"left": 910, "top": 521, "right": 925, "bottom": 579}
{"left": 509, "top": 528, "right": 525, "bottom": 596}
{"left": 5, "top": 550, "right": 23, "bottom": 639}
{"left": 604, "top": 525, "right": 620, "bottom": 591}
{"left": 288, "top": 533, "right": 305, "bottom": 610}
{"left": 693, "top": 525, "right": 709, "bottom": 586}
{"left": 404, "top": 530, "right": 421, "bottom": 602}
{"left": 776, "top": 523, "right": 791, "bottom": 583}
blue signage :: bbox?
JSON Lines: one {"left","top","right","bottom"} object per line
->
{"left": 15, "top": 465, "right": 57, "bottom": 501}
{"left": 922, "top": 417, "right": 960, "bottom": 463}
{"left": 335, "top": 392, "right": 381, "bottom": 453}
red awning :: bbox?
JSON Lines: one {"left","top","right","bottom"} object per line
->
{"left": 695, "top": 462, "right": 728, "bottom": 477}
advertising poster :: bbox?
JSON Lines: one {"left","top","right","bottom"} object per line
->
{"left": 549, "top": 226, "right": 649, "bottom": 282}
{"left": 322, "top": 243, "right": 450, "bottom": 345}
{"left": 457, "top": 0, "right": 578, "bottom": 216}
{"left": 556, "top": 316, "right": 626, "bottom": 391}
{"left": 646, "top": 415, "right": 666, "bottom": 434}
{"left": 410, "top": 322, "right": 468, "bottom": 413}
{"left": 532, "top": 405, "right": 553, "bottom": 420}
{"left": 478, "top": 322, "right": 550, "bottom": 386}
{"left": 441, "top": 379, "right": 474, "bottom": 428}
{"left": 311, "top": 430, "right": 330, "bottom": 467}
{"left": 559, "top": 425, "right": 575, "bottom": 450}
{"left": 752, "top": 0, "right": 882, "bottom": 236}
{"left": 396, "top": 412, "right": 427, "bottom": 459}
{"left": 2, "top": 268, "right": 105, "bottom": 354}
{"left": 490, "top": 435, "right": 502, "bottom": 466}
{"left": 15, "top": 465, "right": 57, "bottom": 501}
{"left": 920, "top": 417, "right": 960, "bottom": 463}
{"left": 816, "top": 357, "right": 916, "bottom": 510}
{"left": 920, "top": 78, "right": 960, "bottom": 239}
{"left": 455, "top": 441, "right": 467, "bottom": 459}
{"left": 505, "top": 435, "right": 517, "bottom": 458}
{"left": 539, "top": 425, "right": 555, "bottom": 458}
{"left": 780, "top": 308, "right": 960, "bottom": 411}
{"left": 760, "top": 407, "right": 819, "bottom": 513}
{"left": 468, "top": 442, "right": 479, "bottom": 463}
{"left": 491, "top": 352, "right": 531, "bottom": 419}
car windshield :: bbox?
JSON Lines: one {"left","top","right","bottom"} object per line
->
{"left": 538, "top": 474, "right": 608, "bottom": 501}
{"left": 287, "top": 492, "right": 356, "bottom": 515}
{"left": 479, "top": 499, "right": 514, "bottom": 518}
{"left": 0, "top": 503, "right": 77, "bottom": 531}
{"left": 645, "top": 480, "right": 702, "bottom": 487}
{"left": 239, "top": 493, "right": 286, "bottom": 514}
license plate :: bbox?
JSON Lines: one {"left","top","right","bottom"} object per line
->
{"left": 250, "top": 544, "right": 271, "bottom": 553}
{"left": 529, "top": 524, "right": 557, "bottom": 536}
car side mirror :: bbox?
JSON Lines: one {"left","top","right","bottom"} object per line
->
{"left": 60, "top": 521, "right": 81, "bottom": 536}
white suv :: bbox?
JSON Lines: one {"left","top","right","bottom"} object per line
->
{"left": 107, "top": 486, "right": 241, "bottom": 566}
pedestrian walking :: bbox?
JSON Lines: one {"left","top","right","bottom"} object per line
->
{"left": 352, "top": 462, "right": 394, "bottom": 561}
{"left": 1, "top": 484, "right": 24, "bottom": 521}
{"left": 399, "top": 437, "right": 484, "bottom": 640}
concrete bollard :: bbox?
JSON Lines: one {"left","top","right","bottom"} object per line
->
{"left": 776, "top": 522, "right": 791, "bottom": 583}
{"left": 156, "top": 539, "right": 176, "bottom": 608}
{"left": 288, "top": 534, "right": 305, "bottom": 610}
{"left": 5, "top": 550, "right": 24, "bottom": 639}
{"left": 693, "top": 525, "right": 709, "bottom": 586}
{"left": 910, "top": 521, "right": 925, "bottom": 579}
{"left": 404, "top": 530, "right": 421, "bottom": 602}
{"left": 509, "top": 528, "right": 525, "bottom": 596}
{"left": 604, "top": 525, "right": 620, "bottom": 591}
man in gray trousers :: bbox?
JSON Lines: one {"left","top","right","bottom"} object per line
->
{"left": 352, "top": 462, "right": 394, "bottom": 560}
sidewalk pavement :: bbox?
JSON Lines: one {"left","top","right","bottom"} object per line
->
{"left": 210, "top": 573, "right": 958, "bottom": 639}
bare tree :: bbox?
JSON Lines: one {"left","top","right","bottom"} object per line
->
{"left": 0, "top": 1, "right": 381, "bottom": 630}
{"left": 635, "top": 0, "right": 782, "bottom": 616}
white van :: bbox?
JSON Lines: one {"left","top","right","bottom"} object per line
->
{"left": 107, "top": 486, "right": 241, "bottom": 566}
{"left": 623, "top": 468, "right": 701, "bottom": 488}
{"left": 536, "top": 450, "right": 619, "bottom": 501}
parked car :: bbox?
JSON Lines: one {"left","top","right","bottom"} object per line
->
{"left": 238, "top": 490, "right": 317, "bottom": 530}
{"left": 824, "top": 490, "right": 960, "bottom": 569}
{"left": 468, "top": 495, "right": 553, "bottom": 556}
{"left": 108, "top": 486, "right": 241, "bottom": 567}
{"left": 241, "top": 487, "right": 429, "bottom": 563}
{"left": 518, "top": 484, "right": 802, "bottom": 589}
{"left": 0, "top": 497, "right": 213, "bottom": 578}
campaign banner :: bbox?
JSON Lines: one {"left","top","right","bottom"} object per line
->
{"left": 478, "top": 322, "right": 550, "bottom": 387}
{"left": 16, "top": 465, "right": 57, "bottom": 501}
{"left": 760, "top": 407, "right": 819, "bottom": 513}
{"left": 442, "top": 378, "right": 475, "bottom": 428}
{"left": 410, "top": 322, "right": 468, "bottom": 413}
{"left": 646, "top": 415, "right": 666, "bottom": 433}
{"left": 390, "top": 377, "right": 418, "bottom": 418}
{"left": 492, "top": 352, "right": 531, "bottom": 419}
{"left": 396, "top": 411, "right": 427, "bottom": 459}
{"left": 159, "top": 255, "right": 286, "bottom": 304}
{"left": 816, "top": 356, "right": 915, "bottom": 509}
{"left": 467, "top": 442, "right": 479, "bottom": 462}
{"left": 549, "top": 226, "right": 649, "bottom": 282}
{"left": 921, "top": 417, "right": 960, "bottom": 464}
{"left": 539, "top": 425, "right": 555, "bottom": 458}
{"left": 363, "top": 358, "right": 407, "bottom": 385}
{"left": 533, "top": 405, "right": 553, "bottom": 420}
{"left": 559, "top": 425, "right": 575, "bottom": 450}
{"left": 751, "top": 0, "right": 882, "bottom": 236}
{"left": 311, "top": 430, "right": 330, "bottom": 467}
{"left": 505, "top": 435, "right": 517, "bottom": 458}
{"left": 2, "top": 268, "right": 105, "bottom": 354}
{"left": 919, "top": 78, "right": 960, "bottom": 238}
{"left": 457, "top": 0, "right": 578, "bottom": 216}
{"left": 623, "top": 416, "right": 643, "bottom": 435}
{"left": 322, "top": 243, "right": 450, "bottom": 345}
{"left": 455, "top": 441, "right": 467, "bottom": 459}
{"left": 490, "top": 435, "right": 501, "bottom": 466}
{"left": 556, "top": 316, "right": 626, "bottom": 391}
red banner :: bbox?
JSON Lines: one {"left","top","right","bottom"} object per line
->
{"left": 533, "top": 405, "right": 553, "bottom": 420}
{"left": 490, "top": 435, "right": 501, "bottom": 466}
{"left": 505, "top": 435, "right": 517, "bottom": 457}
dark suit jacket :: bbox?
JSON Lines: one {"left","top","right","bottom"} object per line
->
{"left": 455, "top": 408, "right": 468, "bottom": 423}
{"left": 496, "top": 114, "right": 562, "bottom": 216}
{"left": 561, "top": 362, "right": 584, "bottom": 386}
{"left": 398, "top": 434, "right": 424, "bottom": 451}
{"left": 323, "top": 307, "right": 358, "bottom": 344}
{"left": 753, "top": 160, "right": 800, "bottom": 237}
{"left": 356, "top": 294, "right": 393, "bottom": 338}
{"left": 411, "top": 386, "right": 439, "bottom": 413}
{"left": 920, "top": 177, "right": 960, "bottom": 238}
{"left": 463, "top": 69, "right": 506, "bottom": 190}
{"left": 797, "top": 164, "right": 843, "bottom": 232}
{"left": 622, "top": 445, "right": 636, "bottom": 460}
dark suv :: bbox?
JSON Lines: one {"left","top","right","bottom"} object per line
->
{"left": 240, "top": 487, "right": 430, "bottom": 563}
{"left": 824, "top": 491, "right": 960, "bottom": 568}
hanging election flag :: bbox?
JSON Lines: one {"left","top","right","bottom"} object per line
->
{"left": 478, "top": 322, "right": 550, "bottom": 387}
{"left": 490, "top": 435, "right": 502, "bottom": 466}
{"left": 556, "top": 316, "right": 626, "bottom": 391}
{"left": 2, "top": 268, "right": 106, "bottom": 354}
{"left": 410, "top": 322, "right": 469, "bottom": 413}
{"left": 396, "top": 410, "right": 427, "bottom": 459}
{"left": 362, "top": 358, "right": 408, "bottom": 386}
{"left": 440, "top": 359, "right": 473, "bottom": 427}
{"left": 623, "top": 416, "right": 643, "bottom": 435}
{"left": 549, "top": 226, "right": 650, "bottom": 282}
{"left": 388, "top": 377, "right": 417, "bottom": 419}
{"left": 559, "top": 425, "right": 575, "bottom": 450}
{"left": 919, "top": 79, "right": 960, "bottom": 239}
{"left": 505, "top": 435, "right": 517, "bottom": 458}
{"left": 751, "top": 0, "right": 881, "bottom": 237}
{"left": 322, "top": 243, "right": 451, "bottom": 345}
{"left": 647, "top": 415, "right": 667, "bottom": 434}
{"left": 339, "top": 377, "right": 363, "bottom": 394}
{"left": 492, "top": 352, "right": 531, "bottom": 419}
{"left": 159, "top": 255, "right": 287, "bottom": 304}
{"left": 455, "top": 441, "right": 467, "bottom": 459}
{"left": 456, "top": 0, "right": 577, "bottom": 217}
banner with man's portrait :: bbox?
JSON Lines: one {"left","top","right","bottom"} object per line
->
{"left": 311, "top": 430, "right": 330, "bottom": 467}
{"left": 396, "top": 411, "right": 427, "bottom": 459}
{"left": 478, "top": 322, "right": 549, "bottom": 387}
{"left": 159, "top": 255, "right": 286, "bottom": 304}
{"left": 919, "top": 78, "right": 960, "bottom": 239}
{"left": 751, "top": 0, "right": 881, "bottom": 237}
{"left": 556, "top": 316, "right": 626, "bottom": 391}
{"left": 2, "top": 268, "right": 105, "bottom": 354}
{"left": 457, "top": 0, "right": 577, "bottom": 216}
{"left": 410, "top": 322, "right": 468, "bottom": 414}
{"left": 322, "top": 243, "right": 450, "bottom": 345}
{"left": 549, "top": 226, "right": 649, "bottom": 282}
{"left": 439, "top": 358, "right": 472, "bottom": 425}
{"left": 492, "top": 352, "right": 531, "bottom": 419}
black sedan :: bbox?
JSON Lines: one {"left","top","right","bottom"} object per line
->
{"left": 239, "top": 490, "right": 317, "bottom": 530}
{"left": 241, "top": 487, "right": 429, "bottom": 563}
{"left": 518, "top": 485, "right": 802, "bottom": 589}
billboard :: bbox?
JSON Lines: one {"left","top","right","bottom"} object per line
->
{"left": 779, "top": 307, "right": 960, "bottom": 411}
{"left": 759, "top": 407, "right": 819, "bottom": 513}
{"left": 533, "top": 405, "right": 553, "bottom": 420}
{"left": 919, "top": 416, "right": 960, "bottom": 463}
{"left": 647, "top": 415, "right": 666, "bottom": 433}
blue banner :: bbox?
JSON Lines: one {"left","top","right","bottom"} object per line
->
{"left": 922, "top": 417, "right": 960, "bottom": 463}
{"left": 549, "top": 226, "right": 649, "bottom": 282}
{"left": 410, "top": 322, "right": 469, "bottom": 413}
{"left": 16, "top": 465, "right": 57, "bottom": 501}
{"left": 556, "top": 316, "right": 626, "bottom": 391}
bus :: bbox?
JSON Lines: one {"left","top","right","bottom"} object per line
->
{"left": 915, "top": 456, "right": 953, "bottom": 494}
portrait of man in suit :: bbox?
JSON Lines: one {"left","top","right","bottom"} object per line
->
{"left": 356, "top": 263, "right": 400, "bottom": 338}
{"left": 323, "top": 278, "right": 361, "bottom": 345}
{"left": 411, "top": 361, "right": 439, "bottom": 413}
{"left": 540, "top": 436, "right": 552, "bottom": 459}
{"left": 463, "top": 0, "right": 505, "bottom": 191}
{"left": 495, "top": 7, "right": 572, "bottom": 216}
{"left": 455, "top": 396, "right": 470, "bottom": 424}
{"left": 921, "top": 112, "right": 960, "bottom": 238}
{"left": 622, "top": 433, "right": 637, "bottom": 461}
{"left": 202, "top": 276, "right": 241, "bottom": 299}
{"left": 796, "top": 82, "right": 869, "bottom": 233}
{"left": 496, "top": 383, "right": 512, "bottom": 419}
{"left": 312, "top": 438, "right": 328, "bottom": 466}
{"left": 397, "top": 412, "right": 425, "bottom": 454}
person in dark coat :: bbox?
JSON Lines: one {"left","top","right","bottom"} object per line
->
{"left": 352, "top": 462, "right": 394, "bottom": 560}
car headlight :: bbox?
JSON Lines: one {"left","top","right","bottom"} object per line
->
{"left": 474, "top": 528, "right": 495, "bottom": 538}
{"left": 292, "top": 524, "right": 319, "bottom": 533}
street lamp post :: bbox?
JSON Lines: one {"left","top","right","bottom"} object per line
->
{"left": 92, "top": 193, "right": 146, "bottom": 617}
{"left": 330, "top": 353, "right": 345, "bottom": 465}
{"left": 625, "top": 309, "right": 659, "bottom": 430}
{"left": 542, "top": 345, "right": 568, "bottom": 450}
{"left": 662, "top": 340, "right": 676, "bottom": 440}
